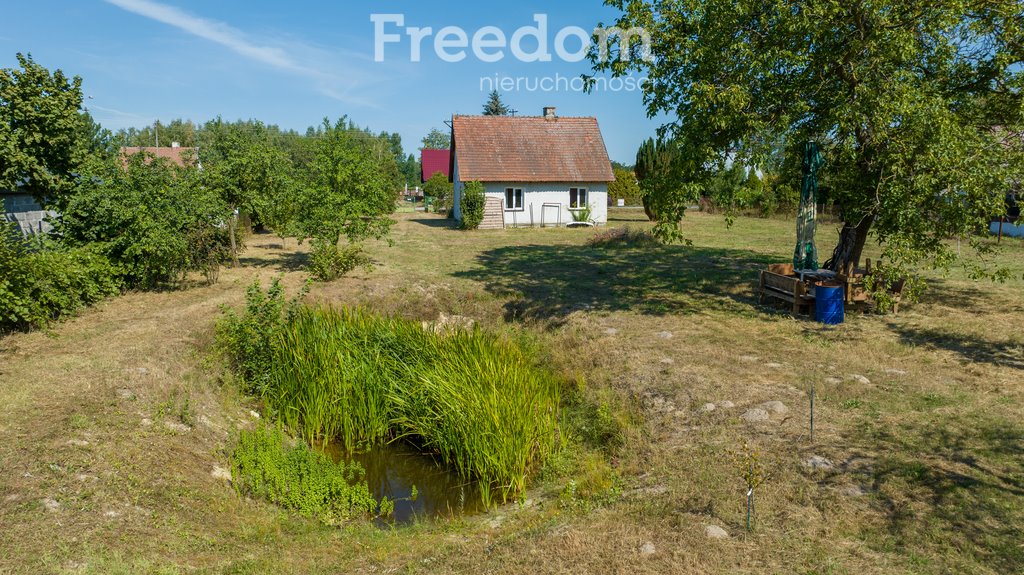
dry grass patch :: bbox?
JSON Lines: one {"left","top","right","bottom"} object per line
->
{"left": 1, "top": 212, "right": 1022, "bottom": 574}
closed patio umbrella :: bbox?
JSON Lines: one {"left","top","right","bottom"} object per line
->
{"left": 794, "top": 142, "right": 823, "bottom": 270}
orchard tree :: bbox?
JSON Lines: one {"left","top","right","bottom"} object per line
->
{"left": 297, "top": 117, "right": 397, "bottom": 272}
{"left": 199, "top": 119, "right": 295, "bottom": 265}
{"left": 482, "top": 90, "right": 511, "bottom": 116}
{"left": 420, "top": 128, "right": 451, "bottom": 150}
{"left": 0, "top": 53, "right": 85, "bottom": 204}
{"left": 592, "top": 0, "right": 1023, "bottom": 279}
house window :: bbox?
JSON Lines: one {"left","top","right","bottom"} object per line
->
{"left": 505, "top": 187, "right": 523, "bottom": 211}
{"left": 569, "top": 187, "right": 588, "bottom": 209}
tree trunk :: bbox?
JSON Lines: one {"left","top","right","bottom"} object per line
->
{"left": 229, "top": 207, "right": 239, "bottom": 268}
{"left": 826, "top": 215, "right": 873, "bottom": 272}
{"left": 642, "top": 194, "right": 656, "bottom": 222}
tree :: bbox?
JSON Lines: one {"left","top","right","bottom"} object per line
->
{"left": 608, "top": 167, "right": 642, "bottom": 207}
{"left": 296, "top": 117, "right": 397, "bottom": 276}
{"left": 459, "top": 181, "right": 486, "bottom": 230}
{"left": 592, "top": 0, "right": 1023, "bottom": 278}
{"left": 420, "top": 128, "right": 450, "bottom": 150}
{"left": 199, "top": 119, "right": 294, "bottom": 266}
{"left": 634, "top": 138, "right": 700, "bottom": 234}
{"left": 482, "top": 90, "right": 511, "bottom": 116}
{"left": 423, "top": 171, "right": 453, "bottom": 212}
{"left": 0, "top": 53, "right": 85, "bottom": 204}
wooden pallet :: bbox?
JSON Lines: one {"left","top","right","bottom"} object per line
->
{"left": 478, "top": 197, "right": 505, "bottom": 230}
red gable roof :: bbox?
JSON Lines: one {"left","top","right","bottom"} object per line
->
{"left": 421, "top": 149, "right": 451, "bottom": 182}
{"left": 452, "top": 115, "right": 614, "bottom": 183}
{"left": 120, "top": 146, "right": 198, "bottom": 168}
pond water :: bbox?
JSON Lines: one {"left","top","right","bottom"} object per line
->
{"left": 321, "top": 442, "right": 487, "bottom": 524}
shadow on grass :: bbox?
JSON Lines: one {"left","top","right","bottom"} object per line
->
{"left": 890, "top": 324, "right": 1024, "bottom": 370}
{"left": 453, "top": 241, "right": 780, "bottom": 324}
{"left": 408, "top": 217, "right": 458, "bottom": 229}
{"left": 837, "top": 417, "right": 1024, "bottom": 571}
{"left": 238, "top": 250, "right": 310, "bottom": 273}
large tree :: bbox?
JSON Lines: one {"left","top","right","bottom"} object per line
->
{"left": 592, "top": 0, "right": 1023, "bottom": 277}
{"left": 297, "top": 117, "right": 397, "bottom": 248}
{"left": 0, "top": 53, "right": 85, "bottom": 204}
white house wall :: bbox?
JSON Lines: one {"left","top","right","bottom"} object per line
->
{"left": 481, "top": 183, "right": 608, "bottom": 227}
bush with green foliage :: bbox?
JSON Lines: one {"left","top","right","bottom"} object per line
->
{"left": 231, "top": 424, "right": 379, "bottom": 525}
{"left": 308, "top": 240, "right": 369, "bottom": 282}
{"left": 607, "top": 168, "right": 642, "bottom": 206}
{"left": 422, "top": 171, "right": 453, "bottom": 212}
{"left": 0, "top": 227, "right": 122, "bottom": 331}
{"left": 57, "top": 153, "right": 232, "bottom": 289}
{"left": 459, "top": 181, "right": 486, "bottom": 230}
{"left": 571, "top": 204, "right": 594, "bottom": 223}
{"left": 216, "top": 278, "right": 306, "bottom": 394}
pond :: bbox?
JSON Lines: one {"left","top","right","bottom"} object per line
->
{"left": 321, "top": 442, "right": 487, "bottom": 524}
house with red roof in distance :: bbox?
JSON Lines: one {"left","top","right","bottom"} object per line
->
{"left": 450, "top": 107, "right": 615, "bottom": 229}
{"left": 421, "top": 149, "right": 451, "bottom": 183}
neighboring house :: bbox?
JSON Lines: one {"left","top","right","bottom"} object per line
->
{"left": 450, "top": 108, "right": 615, "bottom": 229}
{"left": 421, "top": 149, "right": 451, "bottom": 182}
{"left": 2, "top": 188, "right": 55, "bottom": 237}
{"left": 120, "top": 143, "right": 200, "bottom": 168}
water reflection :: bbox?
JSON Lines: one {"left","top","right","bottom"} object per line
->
{"left": 321, "top": 442, "right": 487, "bottom": 524}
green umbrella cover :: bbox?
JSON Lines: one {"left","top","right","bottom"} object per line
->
{"left": 794, "top": 142, "right": 823, "bottom": 270}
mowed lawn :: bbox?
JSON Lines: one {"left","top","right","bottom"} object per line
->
{"left": 1, "top": 209, "right": 1022, "bottom": 574}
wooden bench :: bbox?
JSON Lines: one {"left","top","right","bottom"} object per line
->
{"left": 759, "top": 270, "right": 815, "bottom": 315}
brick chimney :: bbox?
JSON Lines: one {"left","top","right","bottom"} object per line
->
{"left": 543, "top": 106, "right": 557, "bottom": 119}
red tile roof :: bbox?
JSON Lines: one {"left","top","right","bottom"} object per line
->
{"left": 421, "top": 149, "right": 451, "bottom": 182}
{"left": 120, "top": 147, "right": 198, "bottom": 168}
{"left": 452, "top": 115, "right": 614, "bottom": 183}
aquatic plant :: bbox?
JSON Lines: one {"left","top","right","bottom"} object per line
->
{"left": 252, "top": 305, "right": 561, "bottom": 504}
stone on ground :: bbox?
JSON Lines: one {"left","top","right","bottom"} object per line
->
{"left": 705, "top": 525, "right": 729, "bottom": 540}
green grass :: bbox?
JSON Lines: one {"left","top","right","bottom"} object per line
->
{"left": 264, "top": 305, "right": 562, "bottom": 504}
{"left": 3, "top": 210, "right": 1023, "bottom": 574}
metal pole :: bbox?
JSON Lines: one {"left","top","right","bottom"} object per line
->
{"left": 810, "top": 381, "right": 816, "bottom": 443}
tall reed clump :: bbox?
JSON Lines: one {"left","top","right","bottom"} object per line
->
{"left": 259, "top": 305, "right": 562, "bottom": 504}
{"left": 269, "top": 306, "right": 428, "bottom": 449}
{"left": 388, "top": 331, "right": 561, "bottom": 503}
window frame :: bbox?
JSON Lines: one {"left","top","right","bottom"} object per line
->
{"left": 569, "top": 187, "right": 589, "bottom": 210}
{"left": 504, "top": 187, "right": 524, "bottom": 212}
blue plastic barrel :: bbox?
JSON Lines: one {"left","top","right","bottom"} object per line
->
{"left": 815, "top": 283, "right": 845, "bottom": 325}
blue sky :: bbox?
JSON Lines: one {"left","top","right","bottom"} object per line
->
{"left": 0, "top": 0, "right": 663, "bottom": 163}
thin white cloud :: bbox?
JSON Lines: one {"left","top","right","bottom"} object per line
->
{"left": 104, "top": 0, "right": 310, "bottom": 73}
{"left": 102, "top": 0, "right": 380, "bottom": 106}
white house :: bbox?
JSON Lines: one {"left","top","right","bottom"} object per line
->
{"left": 451, "top": 108, "right": 615, "bottom": 228}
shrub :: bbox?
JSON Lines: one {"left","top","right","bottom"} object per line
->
{"left": 57, "top": 153, "right": 233, "bottom": 289}
{"left": 231, "top": 424, "right": 378, "bottom": 525}
{"left": 216, "top": 278, "right": 306, "bottom": 394}
{"left": 459, "top": 181, "right": 486, "bottom": 230}
{"left": 0, "top": 228, "right": 122, "bottom": 331}
{"left": 308, "top": 239, "right": 369, "bottom": 282}
{"left": 571, "top": 204, "right": 594, "bottom": 223}
{"left": 423, "top": 171, "right": 453, "bottom": 212}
